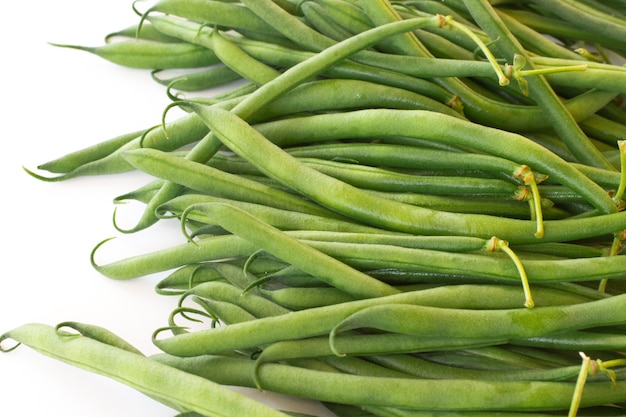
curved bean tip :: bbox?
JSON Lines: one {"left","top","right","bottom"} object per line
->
{"left": 152, "top": 325, "right": 188, "bottom": 344}
{"left": 179, "top": 205, "right": 202, "bottom": 247}
{"left": 0, "top": 334, "right": 20, "bottom": 353}
{"left": 22, "top": 166, "right": 67, "bottom": 183}
{"left": 90, "top": 237, "right": 117, "bottom": 270}
{"left": 328, "top": 326, "right": 348, "bottom": 358}
{"left": 55, "top": 322, "right": 83, "bottom": 338}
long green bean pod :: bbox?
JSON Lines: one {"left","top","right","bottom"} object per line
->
{"left": 0, "top": 323, "right": 291, "bottom": 417}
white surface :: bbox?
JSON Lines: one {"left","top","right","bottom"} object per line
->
{"left": 0, "top": 2, "right": 334, "bottom": 416}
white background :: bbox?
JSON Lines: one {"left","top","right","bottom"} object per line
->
{"left": 0, "top": 1, "right": 334, "bottom": 416}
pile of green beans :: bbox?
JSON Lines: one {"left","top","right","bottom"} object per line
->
{"left": 5, "top": 0, "right": 626, "bottom": 416}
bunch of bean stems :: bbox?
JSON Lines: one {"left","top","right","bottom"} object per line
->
{"left": 4, "top": 0, "right": 626, "bottom": 416}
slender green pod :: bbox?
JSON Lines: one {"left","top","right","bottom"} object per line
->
{"left": 34, "top": 128, "right": 145, "bottom": 174}
{"left": 180, "top": 203, "right": 400, "bottom": 298}
{"left": 119, "top": 13, "right": 456, "bottom": 233}
{"left": 249, "top": 109, "right": 616, "bottom": 213}
{"left": 121, "top": 148, "right": 342, "bottom": 220}
{"left": 329, "top": 294, "right": 626, "bottom": 343}
{"left": 186, "top": 105, "right": 623, "bottom": 242}
{"left": 140, "top": 0, "right": 286, "bottom": 39}
{"left": 0, "top": 323, "right": 291, "bottom": 417}
{"left": 210, "top": 30, "right": 281, "bottom": 85}
{"left": 160, "top": 195, "right": 392, "bottom": 234}
{"left": 50, "top": 40, "right": 221, "bottom": 69}
{"left": 530, "top": 0, "right": 626, "bottom": 46}
{"left": 462, "top": 0, "right": 615, "bottom": 170}
{"left": 152, "top": 352, "right": 626, "bottom": 411}
{"left": 153, "top": 284, "right": 548, "bottom": 357}
{"left": 151, "top": 65, "right": 243, "bottom": 92}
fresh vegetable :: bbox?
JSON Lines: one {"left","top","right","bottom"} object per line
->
{"left": 4, "top": 1, "right": 626, "bottom": 416}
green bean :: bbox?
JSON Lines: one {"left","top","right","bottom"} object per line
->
{"left": 174, "top": 77, "right": 461, "bottom": 122}
{"left": 50, "top": 39, "right": 221, "bottom": 69}
{"left": 494, "top": 9, "right": 584, "bottom": 60}
{"left": 151, "top": 65, "right": 243, "bottom": 92}
{"left": 105, "top": 22, "right": 182, "bottom": 43}
{"left": 180, "top": 280, "right": 291, "bottom": 319}
{"left": 529, "top": 0, "right": 626, "bottom": 46}
{"left": 366, "top": 192, "right": 568, "bottom": 220}
{"left": 365, "top": 353, "right": 593, "bottom": 382}
{"left": 258, "top": 286, "right": 359, "bottom": 310}
{"left": 513, "top": 330, "right": 626, "bottom": 352}
{"left": 155, "top": 263, "right": 226, "bottom": 296}
{"left": 181, "top": 202, "right": 400, "bottom": 298}
{"left": 153, "top": 284, "right": 585, "bottom": 357}
{"left": 284, "top": 142, "right": 525, "bottom": 176}
{"left": 28, "top": 112, "right": 210, "bottom": 181}
{"left": 153, "top": 352, "right": 626, "bottom": 411}
{"left": 155, "top": 258, "right": 290, "bottom": 296}
{"left": 140, "top": 0, "right": 286, "bottom": 40}
{"left": 307, "top": 0, "right": 374, "bottom": 36}
{"left": 186, "top": 105, "right": 624, "bottom": 241}
{"left": 114, "top": 179, "right": 167, "bottom": 205}
{"left": 224, "top": 34, "right": 463, "bottom": 110}
{"left": 252, "top": 109, "right": 615, "bottom": 211}
{"left": 581, "top": 115, "right": 626, "bottom": 146}
{"left": 159, "top": 195, "right": 391, "bottom": 234}
{"left": 34, "top": 128, "right": 145, "bottom": 174}
{"left": 330, "top": 294, "right": 626, "bottom": 344}
{"left": 121, "top": 148, "right": 342, "bottom": 220}
{"left": 210, "top": 29, "right": 281, "bottom": 85}
{"left": 301, "top": 1, "right": 356, "bottom": 42}
{"left": 297, "top": 158, "right": 524, "bottom": 196}
{"left": 440, "top": 1, "right": 616, "bottom": 170}
{"left": 0, "top": 323, "right": 292, "bottom": 417}
{"left": 499, "top": 8, "right": 626, "bottom": 56}
{"left": 304, "top": 240, "right": 626, "bottom": 285}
